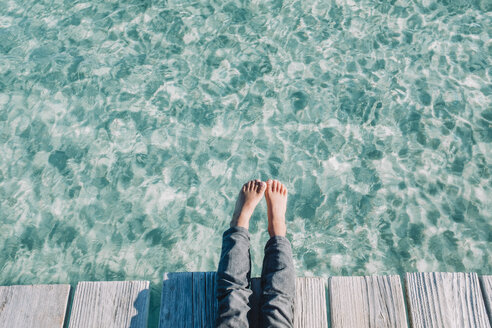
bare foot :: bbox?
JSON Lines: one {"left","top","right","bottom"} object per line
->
{"left": 265, "top": 179, "right": 288, "bottom": 237}
{"left": 230, "top": 179, "right": 267, "bottom": 230}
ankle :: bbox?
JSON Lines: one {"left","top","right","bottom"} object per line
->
{"left": 235, "top": 215, "right": 250, "bottom": 229}
{"left": 268, "top": 222, "right": 286, "bottom": 237}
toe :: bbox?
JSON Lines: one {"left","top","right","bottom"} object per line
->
{"left": 258, "top": 181, "right": 266, "bottom": 193}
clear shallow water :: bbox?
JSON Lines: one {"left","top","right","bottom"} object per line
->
{"left": 0, "top": 0, "right": 491, "bottom": 324}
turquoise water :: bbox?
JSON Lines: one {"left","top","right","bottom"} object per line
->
{"left": 1, "top": 0, "right": 491, "bottom": 324}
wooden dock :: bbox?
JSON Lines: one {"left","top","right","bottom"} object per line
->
{"left": 0, "top": 272, "right": 491, "bottom": 327}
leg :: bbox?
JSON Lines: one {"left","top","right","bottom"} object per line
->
{"left": 216, "top": 226, "right": 252, "bottom": 328}
{"left": 216, "top": 180, "right": 266, "bottom": 328}
{"left": 260, "top": 180, "right": 295, "bottom": 328}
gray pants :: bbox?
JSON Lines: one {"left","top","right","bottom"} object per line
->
{"left": 216, "top": 226, "right": 295, "bottom": 328}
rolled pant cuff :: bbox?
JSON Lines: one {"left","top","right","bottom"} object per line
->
{"left": 223, "top": 226, "right": 250, "bottom": 240}
{"left": 265, "top": 235, "right": 291, "bottom": 251}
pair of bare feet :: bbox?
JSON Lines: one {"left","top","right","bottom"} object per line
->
{"left": 230, "top": 179, "right": 288, "bottom": 238}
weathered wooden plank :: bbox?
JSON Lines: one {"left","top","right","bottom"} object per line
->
{"left": 249, "top": 277, "right": 262, "bottom": 328}
{"left": 192, "top": 272, "right": 217, "bottom": 328}
{"left": 0, "top": 284, "right": 70, "bottom": 328}
{"left": 479, "top": 276, "right": 492, "bottom": 325}
{"left": 159, "top": 272, "right": 193, "bottom": 328}
{"left": 294, "top": 277, "right": 328, "bottom": 328}
{"left": 68, "top": 281, "right": 149, "bottom": 328}
{"left": 329, "top": 275, "right": 407, "bottom": 328}
{"left": 405, "top": 272, "right": 491, "bottom": 328}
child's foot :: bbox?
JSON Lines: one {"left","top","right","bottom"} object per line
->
{"left": 265, "top": 179, "right": 288, "bottom": 237}
{"left": 230, "top": 179, "right": 267, "bottom": 230}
